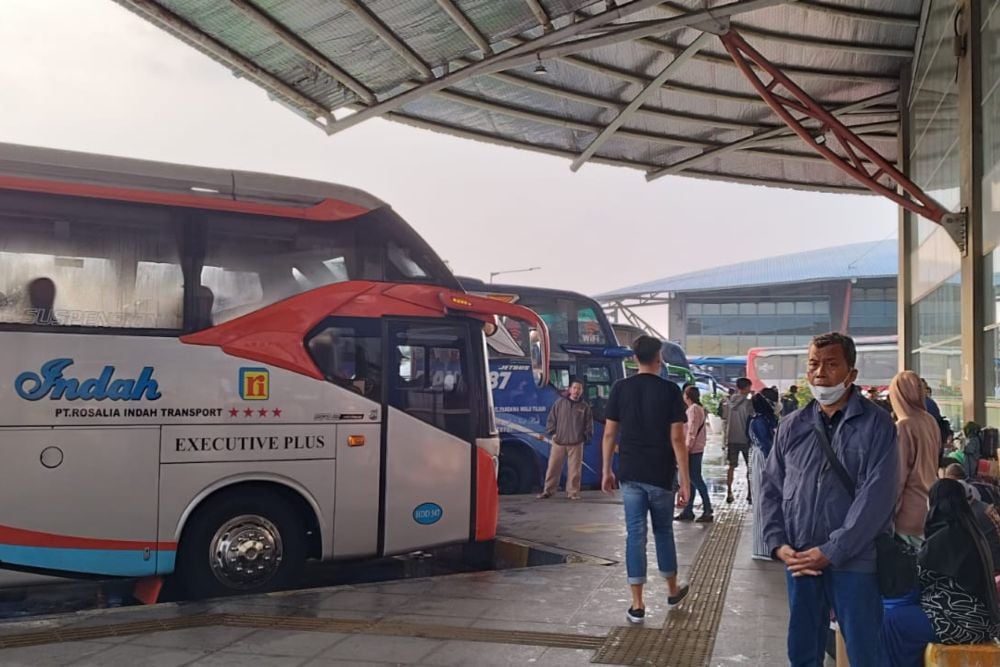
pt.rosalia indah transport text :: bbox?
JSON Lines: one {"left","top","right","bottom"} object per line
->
{"left": 53, "top": 407, "right": 224, "bottom": 418}
{"left": 175, "top": 435, "right": 326, "bottom": 453}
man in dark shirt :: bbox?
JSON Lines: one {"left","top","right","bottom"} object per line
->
{"left": 602, "top": 335, "right": 690, "bottom": 624}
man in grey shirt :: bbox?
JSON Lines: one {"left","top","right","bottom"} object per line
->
{"left": 538, "top": 378, "right": 593, "bottom": 500}
{"left": 723, "top": 378, "right": 754, "bottom": 504}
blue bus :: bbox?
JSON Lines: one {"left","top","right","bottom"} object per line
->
{"left": 459, "top": 278, "right": 629, "bottom": 494}
{"left": 688, "top": 355, "right": 746, "bottom": 388}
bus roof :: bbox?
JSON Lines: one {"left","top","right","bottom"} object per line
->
{"left": 456, "top": 277, "right": 605, "bottom": 307}
{"left": 0, "top": 142, "right": 385, "bottom": 220}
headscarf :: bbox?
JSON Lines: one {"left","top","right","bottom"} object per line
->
{"left": 921, "top": 479, "right": 1000, "bottom": 622}
{"left": 751, "top": 392, "right": 773, "bottom": 417}
{"left": 889, "top": 370, "right": 929, "bottom": 421}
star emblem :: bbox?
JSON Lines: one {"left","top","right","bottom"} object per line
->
{"left": 243, "top": 408, "right": 253, "bottom": 417}
{"left": 258, "top": 408, "right": 268, "bottom": 417}
{"left": 272, "top": 408, "right": 282, "bottom": 417}
{"left": 229, "top": 408, "right": 239, "bottom": 418}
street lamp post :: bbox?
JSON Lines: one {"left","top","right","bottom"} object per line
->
{"left": 489, "top": 266, "right": 541, "bottom": 284}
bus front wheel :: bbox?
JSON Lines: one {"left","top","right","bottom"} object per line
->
{"left": 175, "top": 488, "right": 306, "bottom": 599}
{"left": 498, "top": 444, "right": 538, "bottom": 495}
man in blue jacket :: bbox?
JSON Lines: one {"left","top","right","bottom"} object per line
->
{"left": 760, "top": 332, "right": 897, "bottom": 667}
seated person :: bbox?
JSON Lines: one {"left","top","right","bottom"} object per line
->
{"left": 27, "top": 277, "right": 58, "bottom": 325}
{"left": 944, "top": 464, "right": 1000, "bottom": 572}
{"left": 881, "top": 479, "right": 1000, "bottom": 667}
{"left": 192, "top": 286, "right": 214, "bottom": 330}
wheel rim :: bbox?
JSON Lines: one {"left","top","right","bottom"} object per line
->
{"left": 208, "top": 514, "right": 284, "bottom": 590}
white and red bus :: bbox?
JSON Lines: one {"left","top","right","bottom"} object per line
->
{"left": 746, "top": 336, "right": 898, "bottom": 392}
{"left": 0, "top": 143, "right": 549, "bottom": 598}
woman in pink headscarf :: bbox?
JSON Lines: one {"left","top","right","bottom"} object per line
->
{"left": 890, "top": 370, "right": 943, "bottom": 543}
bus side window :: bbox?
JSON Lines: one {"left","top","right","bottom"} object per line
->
{"left": 387, "top": 321, "right": 473, "bottom": 441}
{"left": 0, "top": 197, "right": 183, "bottom": 330}
{"left": 305, "top": 318, "right": 382, "bottom": 401}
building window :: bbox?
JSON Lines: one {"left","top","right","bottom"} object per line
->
{"left": 684, "top": 299, "right": 832, "bottom": 356}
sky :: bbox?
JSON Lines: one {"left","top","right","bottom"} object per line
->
{"left": 0, "top": 0, "right": 898, "bottom": 301}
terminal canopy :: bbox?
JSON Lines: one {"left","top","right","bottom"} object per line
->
{"left": 117, "top": 0, "right": 919, "bottom": 194}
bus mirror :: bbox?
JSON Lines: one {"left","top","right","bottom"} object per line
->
{"left": 529, "top": 328, "right": 547, "bottom": 388}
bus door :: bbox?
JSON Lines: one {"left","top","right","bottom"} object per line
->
{"left": 581, "top": 362, "right": 615, "bottom": 423}
{"left": 382, "top": 318, "right": 483, "bottom": 554}
{"left": 306, "top": 317, "right": 384, "bottom": 559}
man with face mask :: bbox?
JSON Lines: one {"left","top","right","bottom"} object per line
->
{"left": 760, "top": 332, "right": 898, "bottom": 667}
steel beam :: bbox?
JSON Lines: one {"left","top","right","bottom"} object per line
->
{"left": 226, "top": 0, "right": 375, "bottom": 104}
{"left": 431, "top": 87, "right": 864, "bottom": 166}
{"left": 720, "top": 30, "right": 951, "bottom": 225}
{"left": 486, "top": 69, "right": 773, "bottom": 131}
{"left": 640, "top": 36, "right": 898, "bottom": 84}
{"left": 797, "top": 0, "right": 921, "bottom": 27}
{"left": 570, "top": 32, "right": 712, "bottom": 172}
{"left": 522, "top": 0, "right": 554, "bottom": 33}
{"left": 435, "top": 0, "right": 493, "bottom": 54}
{"left": 650, "top": 2, "right": 915, "bottom": 56}
{"left": 118, "top": 0, "right": 332, "bottom": 122}
{"left": 325, "top": 0, "right": 792, "bottom": 135}
{"left": 647, "top": 90, "right": 898, "bottom": 180}
{"left": 340, "top": 0, "right": 434, "bottom": 79}
{"left": 557, "top": 51, "right": 898, "bottom": 111}
{"left": 384, "top": 111, "right": 868, "bottom": 194}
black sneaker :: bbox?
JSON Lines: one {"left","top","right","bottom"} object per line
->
{"left": 695, "top": 513, "right": 714, "bottom": 523}
{"left": 626, "top": 607, "right": 645, "bottom": 624}
{"left": 726, "top": 495, "right": 734, "bottom": 504}
{"left": 747, "top": 494, "right": 753, "bottom": 505}
{"left": 674, "top": 512, "right": 695, "bottom": 522}
{"left": 668, "top": 584, "right": 690, "bottom": 607}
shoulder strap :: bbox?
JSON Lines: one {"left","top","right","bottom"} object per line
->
{"left": 813, "top": 422, "right": 856, "bottom": 500}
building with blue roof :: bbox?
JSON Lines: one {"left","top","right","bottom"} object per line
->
{"left": 596, "top": 240, "right": 898, "bottom": 357}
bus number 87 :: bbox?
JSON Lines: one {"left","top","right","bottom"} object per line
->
{"left": 490, "top": 371, "right": 512, "bottom": 390}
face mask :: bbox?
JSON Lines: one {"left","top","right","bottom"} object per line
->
{"left": 810, "top": 381, "right": 848, "bottom": 406}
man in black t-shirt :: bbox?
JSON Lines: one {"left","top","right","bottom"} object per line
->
{"left": 602, "top": 335, "right": 691, "bottom": 624}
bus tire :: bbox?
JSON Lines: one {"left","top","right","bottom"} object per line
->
{"left": 498, "top": 443, "right": 538, "bottom": 495}
{"left": 175, "top": 488, "right": 307, "bottom": 599}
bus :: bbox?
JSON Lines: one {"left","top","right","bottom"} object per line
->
{"left": 459, "top": 279, "right": 629, "bottom": 494}
{"left": 746, "top": 337, "right": 899, "bottom": 392}
{"left": 610, "top": 323, "right": 694, "bottom": 383}
{"left": 0, "top": 143, "right": 550, "bottom": 599}
{"left": 688, "top": 356, "right": 747, "bottom": 388}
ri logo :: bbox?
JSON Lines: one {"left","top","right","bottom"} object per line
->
{"left": 239, "top": 368, "right": 269, "bottom": 401}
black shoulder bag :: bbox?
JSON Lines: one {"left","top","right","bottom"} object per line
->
{"left": 813, "top": 424, "right": 917, "bottom": 597}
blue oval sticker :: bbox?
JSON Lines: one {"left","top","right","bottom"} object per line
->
{"left": 413, "top": 502, "right": 443, "bottom": 525}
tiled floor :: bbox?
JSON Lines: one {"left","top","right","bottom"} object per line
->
{"left": 0, "top": 440, "right": 799, "bottom": 666}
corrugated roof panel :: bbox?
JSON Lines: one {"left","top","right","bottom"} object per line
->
{"left": 118, "top": 0, "right": 922, "bottom": 196}
{"left": 596, "top": 239, "right": 899, "bottom": 299}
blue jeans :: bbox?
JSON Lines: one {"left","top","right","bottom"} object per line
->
{"left": 620, "top": 481, "right": 678, "bottom": 585}
{"left": 785, "top": 569, "right": 883, "bottom": 667}
{"left": 880, "top": 590, "right": 936, "bottom": 667}
{"left": 684, "top": 452, "right": 712, "bottom": 515}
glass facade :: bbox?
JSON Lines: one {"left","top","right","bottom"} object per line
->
{"left": 908, "top": 0, "right": 964, "bottom": 426}
{"left": 685, "top": 299, "right": 831, "bottom": 355}
{"left": 982, "top": 0, "right": 1000, "bottom": 421}
{"left": 848, "top": 287, "right": 898, "bottom": 337}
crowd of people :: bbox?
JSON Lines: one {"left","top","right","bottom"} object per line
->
{"left": 535, "top": 330, "right": 1000, "bottom": 666}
